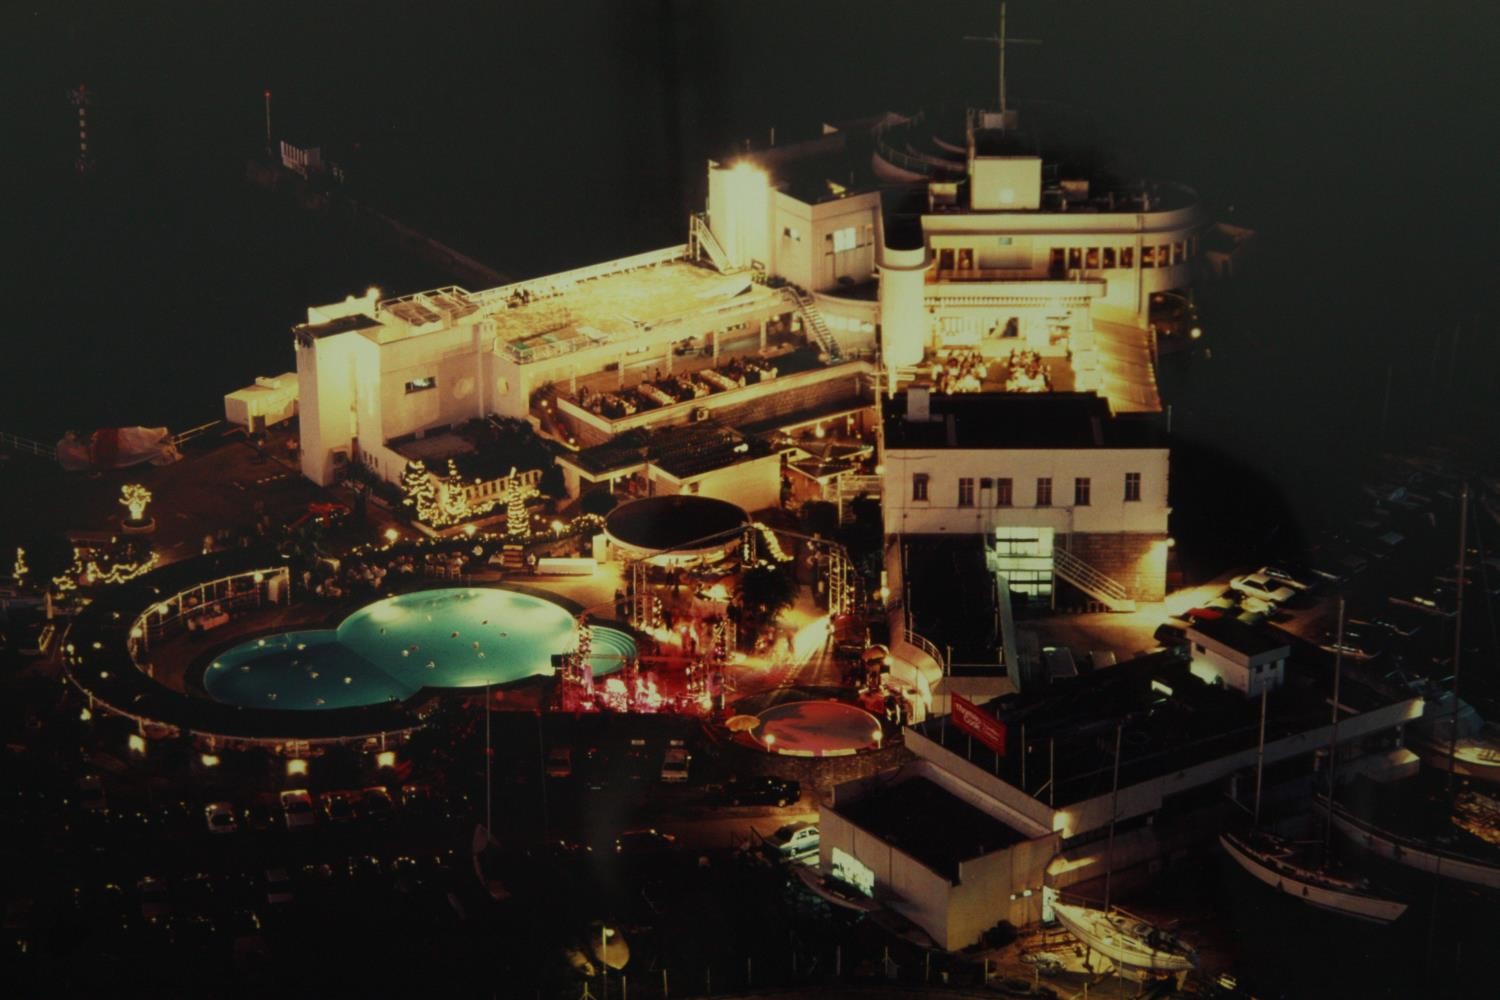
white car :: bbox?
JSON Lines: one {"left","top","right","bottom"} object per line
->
{"left": 279, "top": 789, "right": 317, "bottom": 830}
{"left": 1256, "top": 566, "right": 1311, "bottom": 591}
{"left": 1230, "top": 573, "right": 1298, "bottom": 607}
{"left": 204, "top": 801, "right": 238, "bottom": 835}
{"left": 767, "top": 821, "right": 819, "bottom": 863}
{"left": 660, "top": 746, "right": 690, "bottom": 783}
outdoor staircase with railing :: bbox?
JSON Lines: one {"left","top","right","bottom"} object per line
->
{"left": 689, "top": 212, "right": 737, "bottom": 275}
{"left": 783, "top": 287, "right": 842, "bottom": 362}
{"left": 0, "top": 431, "right": 57, "bottom": 462}
{"left": 1052, "top": 546, "right": 1136, "bottom": 612}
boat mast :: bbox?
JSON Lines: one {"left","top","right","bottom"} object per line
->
{"left": 1103, "top": 722, "right": 1123, "bottom": 912}
{"left": 1323, "top": 597, "right": 1346, "bottom": 864}
{"left": 1446, "top": 484, "right": 1469, "bottom": 793}
{"left": 1253, "top": 685, "right": 1268, "bottom": 825}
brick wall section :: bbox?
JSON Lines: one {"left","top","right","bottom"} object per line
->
{"left": 1062, "top": 531, "right": 1166, "bottom": 602}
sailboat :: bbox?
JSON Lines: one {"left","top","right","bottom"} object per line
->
{"left": 1220, "top": 599, "right": 1408, "bottom": 923}
{"left": 1048, "top": 725, "right": 1199, "bottom": 974}
{"left": 1403, "top": 683, "right": 1500, "bottom": 784}
{"left": 1049, "top": 899, "right": 1198, "bottom": 973}
{"left": 1327, "top": 484, "right": 1500, "bottom": 890}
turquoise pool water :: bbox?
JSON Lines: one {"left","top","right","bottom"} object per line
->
{"left": 202, "top": 588, "right": 635, "bottom": 710}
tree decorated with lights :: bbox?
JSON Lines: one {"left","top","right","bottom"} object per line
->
{"left": 504, "top": 468, "right": 535, "bottom": 540}
{"left": 401, "top": 460, "right": 438, "bottom": 523}
{"left": 12, "top": 547, "right": 27, "bottom": 587}
{"left": 120, "top": 483, "right": 152, "bottom": 524}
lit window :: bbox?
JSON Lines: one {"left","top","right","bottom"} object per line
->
{"left": 1074, "top": 477, "right": 1091, "bottom": 506}
{"left": 1102, "top": 247, "right": 1116, "bottom": 268}
{"left": 405, "top": 376, "right": 437, "bottom": 394}
{"left": 1125, "top": 472, "right": 1141, "bottom": 502}
{"left": 1035, "top": 477, "right": 1052, "bottom": 507}
{"left": 1121, "top": 246, "right": 1134, "bottom": 268}
{"left": 958, "top": 478, "right": 975, "bottom": 508}
{"left": 1068, "top": 248, "right": 1082, "bottom": 270}
{"left": 1085, "top": 247, "right": 1100, "bottom": 269}
{"left": 912, "top": 473, "right": 929, "bottom": 502}
{"left": 995, "top": 477, "right": 1013, "bottom": 507}
{"left": 1141, "top": 247, "right": 1156, "bottom": 269}
{"left": 832, "top": 227, "right": 857, "bottom": 253}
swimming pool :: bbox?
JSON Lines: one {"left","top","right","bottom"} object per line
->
{"left": 202, "top": 588, "right": 635, "bottom": 710}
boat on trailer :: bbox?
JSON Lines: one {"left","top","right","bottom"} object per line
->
{"left": 1049, "top": 899, "right": 1197, "bottom": 973}
{"left": 1220, "top": 831, "right": 1407, "bottom": 923}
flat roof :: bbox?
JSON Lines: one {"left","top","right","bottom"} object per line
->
{"left": 1190, "top": 618, "right": 1291, "bottom": 657}
{"left": 293, "top": 313, "right": 382, "bottom": 341}
{"left": 486, "top": 260, "right": 780, "bottom": 363}
{"left": 564, "top": 421, "right": 779, "bottom": 479}
{"left": 836, "top": 776, "right": 1027, "bottom": 880}
{"left": 884, "top": 392, "right": 1164, "bottom": 450}
{"left": 912, "top": 644, "right": 1414, "bottom": 809}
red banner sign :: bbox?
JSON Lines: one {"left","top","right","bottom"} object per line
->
{"left": 951, "top": 694, "right": 1007, "bottom": 755}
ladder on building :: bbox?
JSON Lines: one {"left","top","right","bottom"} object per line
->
{"left": 0, "top": 431, "right": 57, "bottom": 462}
{"left": 1052, "top": 546, "right": 1136, "bottom": 612}
{"left": 689, "top": 212, "right": 738, "bottom": 275}
{"left": 783, "top": 287, "right": 842, "bottom": 362}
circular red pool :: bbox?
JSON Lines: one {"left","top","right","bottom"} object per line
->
{"left": 754, "top": 700, "right": 885, "bottom": 756}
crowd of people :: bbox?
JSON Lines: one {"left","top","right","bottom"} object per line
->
{"left": 929, "top": 348, "right": 988, "bottom": 394}
{"left": 1004, "top": 348, "right": 1051, "bottom": 392}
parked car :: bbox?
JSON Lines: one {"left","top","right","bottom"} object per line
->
{"left": 614, "top": 828, "right": 678, "bottom": 858}
{"left": 766, "top": 821, "right": 820, "bottom": 863}
{"left": 203, "top": 801, "right": 238, "bottom": 835}
{"left": 1153, "top": 622, "right": 1189, "bottom": 651}
{"left": 356, "top": 786, "right": 395, "bottom": 822}
{"left": 136, "top": 877, "right": 172, "bottom": 922}
{"left": 545, "top": 746, "right": 573, "bottom": 779}
{"left": 1229, "top": 573, "right": 1299, "bottom": 607}
{"left": 77, "top": 774, "right": 107, "bottom": 815}
{"left": 1319, "top": 627, "right": 1383, "bottom": 661}
{"left": 660, "top": 743, "right": 691, "bottom": 784}
{"left": 320, "top": 790, "right": 359, "bottom": 824}
{"left": 279, "top": 789, "right": 317, "bottom": 830}
{"left": 724, "top": 776, "right": 800, "bottom": 807}
{"left": 263, "top": 868, "right": 295, "bottom": 906}
{"left": 1257, "top": 566, "right": 1312, "bottom": 591}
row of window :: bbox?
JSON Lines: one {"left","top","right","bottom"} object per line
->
{"left": 1049, "top": 241, "right": 1190, "bottom": 272}
{"left": 913, "top": 472, "right": 1142, "bottom": 506}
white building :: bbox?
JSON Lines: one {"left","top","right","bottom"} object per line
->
{"left": 1186, "top": 618, "right": 1289, "bottom": 698}
{"left": 882, "top": 386, "right": 1169, "bottom": 607}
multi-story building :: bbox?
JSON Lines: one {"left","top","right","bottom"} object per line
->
{"left": 883, "top": 386, "right": 1169, "bottom": 608}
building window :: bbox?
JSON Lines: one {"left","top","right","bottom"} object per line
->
{"left": 832, "top": 227, "right": 857, "bottom": 253}
{"left": 1173, "top": 241, "right": 1186, "bottom": 265}
{"left": 1141, "top": 246, "right": 1156, "bottom": 268}
{"left": 957, "top": 477, "right": 975, "bottom": 508}
{"left": 912, "top": 473, "right": 929, "bottom": 502}
{"left": 1121, "top": 246, "right": 1134, "bottom": 268}
{"left": 782, "top": 226, "right": 802, "bottom": 242}
{"left": 996, "top": 477, "right": 1013, "bottom": 507}
{"left": 405, "top": 376, "right": 437, "bottom": 394}
{"left": 1125, "top": 472, "right": 1142, "bottom": 502}
{"left": 1085, "top": 247, "right": 1100, "bottom": 269}
{"left": 1102, "top": 247, "right": 1116, "bottom": 268}
{"left": 1074, "top": 477, "right": 1091, "bottom": 506}
{"left": 1067, "top": 247, "right": 1082, "bottom": 270}
{"left": 1035, "top": 477, "right": 1052, "bottom": 507}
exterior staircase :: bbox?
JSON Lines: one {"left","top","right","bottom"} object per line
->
{"left": 1052, "top": 546, "right": 1136, "bottom": 612}
{"left": 783, "top": 287, "right": 843, "bottom": 362}
{"left": 689, "top": 212, "right": 737, "bottom": 275}
{"left": 0, "top": 431, "right": 57, "bottom": 461}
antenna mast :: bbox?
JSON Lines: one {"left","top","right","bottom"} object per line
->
{"left": 964, "top": 2, "right": 1041, "bottom": 116}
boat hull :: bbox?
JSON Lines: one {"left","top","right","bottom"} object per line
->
{"left": 1219, "top": 833, "right": 1407, "bottom": 923}
{"left": 1050, "top": 900, "right": 1196, "bottom": 973}
{"left": 1327, "top": 806, "right": 1500, "bottom": 889}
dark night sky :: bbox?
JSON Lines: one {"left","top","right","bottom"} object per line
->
{"left": 3, "top": 1, "right": 1498, "bottom": 472}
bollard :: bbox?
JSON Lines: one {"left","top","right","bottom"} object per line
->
{"left": 662, "top": 969, "right": 669, "bottom": 999}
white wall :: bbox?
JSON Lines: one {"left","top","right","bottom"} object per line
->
{"left": 882, "top": 445, "right": 1169, "bottom": 537}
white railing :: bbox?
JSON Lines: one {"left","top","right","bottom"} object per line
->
{"left": 1052, "top": 547, "right": 1135, "bottom": 611}
{"left": 0, "top": 430, "right": 57, "bottom": 460}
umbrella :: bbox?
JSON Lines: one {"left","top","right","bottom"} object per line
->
{"left": 725, "top": 714, "right": 761, "bottom": 733}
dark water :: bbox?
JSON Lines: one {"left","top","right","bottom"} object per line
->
{"left": 6, "top": 1, "right": 1498, "bottom": 445}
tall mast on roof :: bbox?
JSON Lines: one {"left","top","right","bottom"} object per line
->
{"left": 965, "top": 2, "right": 1042, "bottom": 117}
